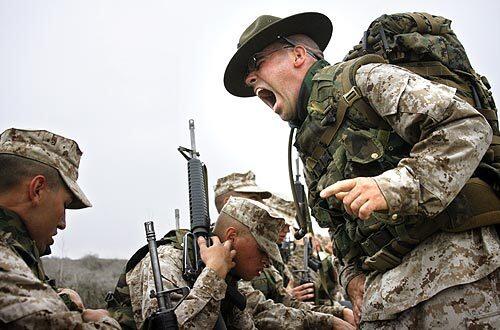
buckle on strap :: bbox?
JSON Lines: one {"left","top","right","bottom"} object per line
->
{"left": 362, "top": 248, "right": 402, "bottom": 272}
{"left": 343, "top": 86, "right": 362, "bottom": 106}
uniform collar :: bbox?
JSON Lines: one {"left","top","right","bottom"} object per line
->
{"left": 290, "top": 59, "right": 330, "bottom": 128}
{"left": 0, "top": 207, "right": 46, "bottom": 280}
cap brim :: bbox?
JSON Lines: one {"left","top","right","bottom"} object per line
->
{"left": 233, "top": 185, "right": 272, "bottom": 199}
{"left": 59, "top": 173, "right": 92, "bottom": 209}
{"left": 275, "top": 212, "right": 296, "bottom": 227}
{"left": 254, "top": 235, "right": 283, "bottom": 264}
{"left": 224, "top": 12, "right": 333, "bottom": 97}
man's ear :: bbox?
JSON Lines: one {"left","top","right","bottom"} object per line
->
{"left": 224, "top": 227, "right": 237, "bottom": 244}
{"left": 293, "top": 46, "right": 308, "bottom": 68}
{"left": 28, "top": 175, "right": 47, "bottom": 206}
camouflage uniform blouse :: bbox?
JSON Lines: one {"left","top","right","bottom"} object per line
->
{"left": 0, "top": 207, "right": 120, "bottom": 329}
{"left": 339, "top": 63, "right": 500, "bottom": 322}
{"left": 126, "top": 243, "right": 253, "bottom": 329}
{"left": 250, "top": 264, "right": 345, "bottom": 317}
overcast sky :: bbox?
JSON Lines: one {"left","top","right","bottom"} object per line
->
{"left": 1, "top": 0, "right": 498, "bottom": 259}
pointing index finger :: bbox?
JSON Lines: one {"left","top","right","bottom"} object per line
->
{"left": 320, "top": 179, "right": 356, "bottom": 199}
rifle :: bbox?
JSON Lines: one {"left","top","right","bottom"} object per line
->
{"left": 143, "top": 221, "right": 190, "bottom": 330}
{"left": 294, "top": 157, "right": 313, "bottom": 235}
{"left": 292, "top": 236, "right": 321, "bottom": 303}
{"left": 279, "top": 236, "right": 295, "bottom": 264}
{"left": 175, "top": 209, "right": 180, "bottom": 230}
{"left": 178, "top": 120, "right": 245, "bottom": 329}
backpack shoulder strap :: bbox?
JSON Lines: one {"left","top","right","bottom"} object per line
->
{"left": 124, "top": 229, "right": 185, "bottom": 273}
{"left": 314, "top": 54, "right": 388, "bottom": 156}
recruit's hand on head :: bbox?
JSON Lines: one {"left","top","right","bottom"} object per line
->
{"left": 198, "top": 236, "right": 236, "bottom": 279}
{"left": 320, "top": 178, "right": 388, "bottom": 220}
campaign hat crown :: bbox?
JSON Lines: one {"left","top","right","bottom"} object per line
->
{"left": 224, "top": 12, "right": 333, "bottom": 97}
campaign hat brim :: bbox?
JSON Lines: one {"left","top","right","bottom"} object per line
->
{"left": 224, "top": 12, "right": 332, "bottom": 97}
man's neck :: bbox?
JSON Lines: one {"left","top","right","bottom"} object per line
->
{"left": 290, "top": 59, "right": 330, "bottom": 128}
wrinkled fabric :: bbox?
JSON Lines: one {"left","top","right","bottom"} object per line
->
{"left": 251, "top": 264, "right": 345, "bottom": 317}
{"left": 356, "top": 63, "right": 492, "bottom": 217}
{"left": 0, "top": 209, "right": 120, "bottom": 329}
{"left": 239, "top": 280, "right": 337, "bottom": 329}
{"left": 361, "top": 268, "right": 500, "bottom": 329}
{"left": 222, "top": 197, "right": 285, "bottom": 264}
{"left": 126, "top": 244, "right": 230, "bottom": 330}
{"left": 361, "top": 226, "right": 500, "bottom": 321}
{"left": 0, "top": 128, "right": 91, "bottom": 209}
{"left": 214, "top": 170, "right": 269, "bottom": 198}
{"left": 333, "top": 63, "right": 500, "bottom": 320}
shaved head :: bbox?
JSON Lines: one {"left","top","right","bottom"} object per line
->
{"left": 285, "top": 34, "right": 324, "bottom": 59}
{"left": 213, "top": 212, "right": 251, "bottom": 239}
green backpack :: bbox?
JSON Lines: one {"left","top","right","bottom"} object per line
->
{"left": 344, "top": 12, "right": 500, "bottom": 183}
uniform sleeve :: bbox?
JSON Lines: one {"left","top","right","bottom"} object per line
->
{"left": 239, "top": 280, "right": 337, "bottom": 329}
{"left": 356, "top": 63, "right": 493, "bottom": 217}
{"left": 126, "top": 245, "right": 227, "bottom": 330}
{"left": 0, "top": 243, "right": 120, "bottom": 329}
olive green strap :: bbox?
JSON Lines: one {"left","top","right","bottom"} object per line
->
{"left": 421, "top": 12, "right": 441, "bottom": 35}
{"left": 407, "top": 12, "right": 427, "bottom": 33}
{"left": 311, "top": 54, "right": 388, "bottom": 164}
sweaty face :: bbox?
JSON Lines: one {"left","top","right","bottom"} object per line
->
{"left": 233, "top": 233, "right": 269, "bottom": 281}
{"left": 245, "top": 43, "right": 302, "bottom": 122}
{"left": 26, "top": 185, "right": 72, "bottom": 254}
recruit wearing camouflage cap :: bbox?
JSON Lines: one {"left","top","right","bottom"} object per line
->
{"left": 221, "top": 196, "right": 284, "bottom": 264}
{"left": 263, "top": 194, "right": 297, "bottom": 228}
{"left": 214, "top": 170, "right": 272, "bottom": 198}
{"left": 0, "top": 128, "right": 91, "bottom": 209}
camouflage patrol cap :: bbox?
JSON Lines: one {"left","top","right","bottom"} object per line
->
{"left": 0, "top": 128, "right": 91, "bottom": 209}
{"left": 263, "top": 194, "right": 297, "bottom": 227}
{"left": 221, "top": 196, "right": 284, "bottom": 264}
{"left": 214, "top": 171, "right": 271, "bottom": 199}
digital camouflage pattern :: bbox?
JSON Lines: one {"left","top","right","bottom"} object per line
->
{"left": 213, "top": 170, "right": 271, "bottom": 198}
{"left": 108, "top": 230, "right": 192, "bottom": 329}
{"left": 222, "top": 196, "right": 285, "bottom": 264}
{"left": 123, "top": 197, "right": 292, "bottom": 329}
{"left": 295, "top": 60, "right": 498, "bottom": 322}
{"left": 238, "top": 280, "right": 340, "bottom": 329}
{"left": 0, "top": 208, "right": 120, "bottom": 329}
{"left": 344, "top": 12, "right": 498, "bottom": 134}
{"left": 126, "top": 244, "right": 238, "bottom": 329}
{"left": 262, "top": 194, "right": 297, "bottom": 227}
{"left": 361, "top": 268, "right": 500, "bottom": 329}
{"left": 0, "top": 128, "right": 91, "bottom": 209}
{"left": 250, "top": 264, "right": 345, "bottom": 318}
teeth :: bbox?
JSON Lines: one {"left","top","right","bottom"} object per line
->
{"left": 255, "top": 87, "right": 263, "bottom": 96}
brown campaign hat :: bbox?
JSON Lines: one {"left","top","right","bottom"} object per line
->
{"left": 0, "top": 128, "right": 92, "bottom": 209}
{"left": 224, "top": 12, "right": 332, "bottom": 97}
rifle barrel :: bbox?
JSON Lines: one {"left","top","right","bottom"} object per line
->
{"left": 189, "top": 119, "right": 197, "bottom": 159}
{"left": 145, "top": 221, "right": 172, "bottom": 311}
{"left": 175, "top": 209, "right": 180, "bottom": 230}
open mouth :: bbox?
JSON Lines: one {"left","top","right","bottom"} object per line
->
{"left": 256, "top": 87, "right": 277, "bottom": 110}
